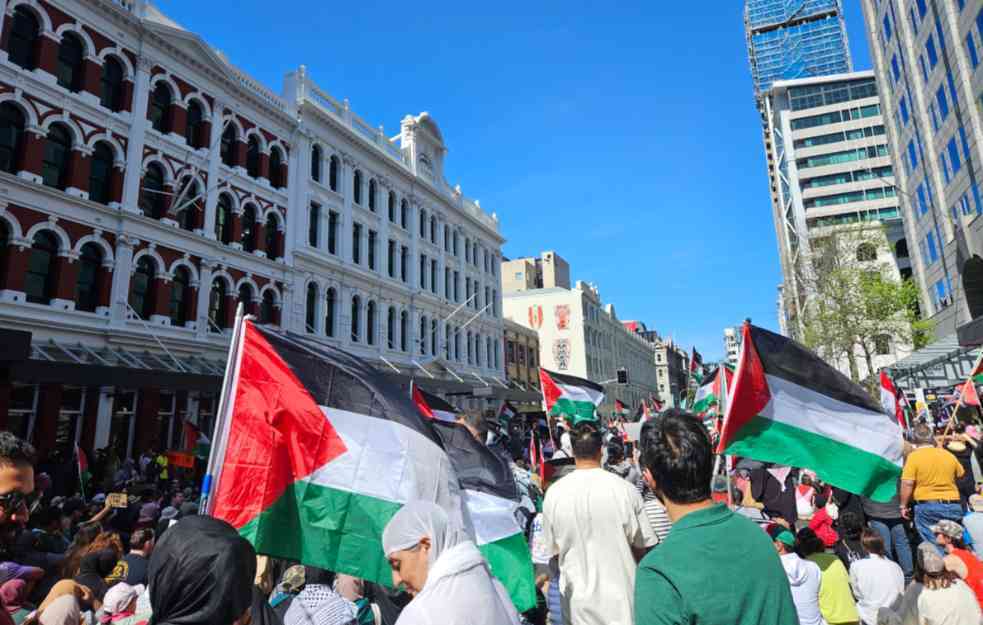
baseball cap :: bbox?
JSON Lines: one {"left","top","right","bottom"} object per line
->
{"left": 0, "top": 562, "right": 42, "bottom": 585}
{"left": 160, "top": 506, "right": 179, "bottom": 522}
{"left": 917, "top": 542, "right": 945, "bottom": 574}
{"left": 969, "top": 494, "right": 983, "bottom": 513}
{"left": 767, "top": 524, "right": 796, "bottom": 547}
{"left": 100, "top": 583, "right": 144, "bottom": 618}
{"left": 91, "top": 493, "right": 106, "bottom": 505}
{"left": 930, "top": 519, "right": 964, "bottom": 540}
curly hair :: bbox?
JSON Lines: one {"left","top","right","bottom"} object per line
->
{"left": 0, "top": 432, "right": 35, "bottom": 467}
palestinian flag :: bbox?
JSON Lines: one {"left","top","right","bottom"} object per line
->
{"left": 411, "top": 382, "right": 457, "bottom": 422}
{"left": 968, "top": 352, "right": 983, "bottom": 384}
{"left": 692, "top": 366, "right": 733, "bottom": 415}
{"left": 183, "top": 421, "right": 211, "bottom": 459}
{"left": 75, "top": 445, "right": 90, "bottom": 493}
{"left": 718, "top": 323, "right": 903, "bottom": 502}
{"left": 689, "top": 347, "right": 704, "bottom": 383}
{"left": 960, "top": 376, "right": 981, "bottom": 407}
{"left": 498, "top": 400, "right": 518, "bottom": 424}
{"left": 879, "top": 371, "right": 906, "bottom": 428}
{"left": 615, "top": 399, "right": 626, "bottom": 416}
{"left": 539, "top": 368, "right": 604, "bottom": 425}
{"left": 205, "top": 319, "right": 535, "bottom": 610}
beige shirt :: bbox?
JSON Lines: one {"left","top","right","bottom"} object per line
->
{"left": 542, "top": 468, "right": 657, "bottom": 625}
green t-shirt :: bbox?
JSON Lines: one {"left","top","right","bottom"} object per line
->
{"left": 634, "top": 503, "right": 798, "bottom": 625}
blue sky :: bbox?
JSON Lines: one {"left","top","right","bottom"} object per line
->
{"left": 159, "top": 0, "right": 873, "bottom": 360}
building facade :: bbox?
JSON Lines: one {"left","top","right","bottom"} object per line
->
{"left": 0, "top": 0, "right": 505, "bottom": 462}
{"left": 501, "top": 250, "right": 570, "bottom": 293}
{"left": 501, "top": 261, "right": 658, "bottom": 416}
{"left": 860, "top": 0, "right": 983, "bottom": 342}
{"left": 503, "top": 319, "right": 540, "bottom": 413}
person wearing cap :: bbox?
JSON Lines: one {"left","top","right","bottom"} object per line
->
{"left": 99, "top": 582, "right": 144, "bottom": 623}
{"left": 155, "top": 506, "right": 179, "bottom": 539}
{"left": 635, "top": 410, "right": 797, "bottom": 625}
{"left": 911, "top": 541, "right": 981, "bottom": 624}
{"left": 964, "top": 494, "right": 983, "bottom": 560}
{"left": 769, "top": 524, "right": 825, "bottom": 625}
{"left": 543, "top": 417, "right": 656, "bottom": 625}
{"left": 899, "top": 423, "right": 964, "bottom": 551}
{"left": 932, "top": 518, "right": 983, "bottom": 609}
{"left": 847, "top": 529, "right": 903, "bottom": 625}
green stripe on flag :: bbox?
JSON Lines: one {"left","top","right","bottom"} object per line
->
{"left": 479, "top": 532, "right": 537, "bottom": 612}
{"left": 549, "top": 397, "right": 597, "bottom": 422}
{"left": 724, "top": 415, "right": 900, "bottom": 502}
{"left": 691, "top": 394, "right": 716, "bottom": 414}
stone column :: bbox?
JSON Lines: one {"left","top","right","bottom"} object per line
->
{"left": 108, "top": 236, "right": 135, "bottom": 326}
{"left": 121, "top": 56, "right": 153, "bottom": 213}
{"left": 203, "top": 101, "right": 225, "bottom": 239}
{"left": 340, "top": 155, "right": 355, "bottom": 263}
{"left": 92, "top": 387, "right": 114, "bottom": 451}
{"left": 195, "top": 261, "right": 213, "bottom": 339}
{"left": 51, "top": 250, "right": 79, "bottom": 312}
{"left": 65, "top": 147, "right": 90, "bottom": 199}
{"left": 150, "top": 274, "right": 171, "bottom": 326}
{"left": 82, "top": 56, "right": 102, "bottom": 101}
{"left": 36, "top": 32, "right": 58, "bottom": 80}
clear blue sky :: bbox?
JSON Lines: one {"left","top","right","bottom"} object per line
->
{"left": 159, "top": 0, "right": 872, "bottom": 360}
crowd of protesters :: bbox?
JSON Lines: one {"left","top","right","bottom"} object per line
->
{"left": 5, "top": 405, "right": 983, "bottom": 625}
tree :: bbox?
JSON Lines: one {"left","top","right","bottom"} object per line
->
{"left": 798, "top": 225, "right": 931, "bottom": 388}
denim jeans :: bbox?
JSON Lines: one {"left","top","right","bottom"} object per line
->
{"left": 868, "top": 517, "right": 913, "bottom": 581}
{"left": 913, "top": 502, "right": 963, "bottom": 553}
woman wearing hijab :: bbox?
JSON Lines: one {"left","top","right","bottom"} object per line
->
{"left": 74, "top": 550, "right": 118, "bottom": 603}
{"left": 381, "top": 501, "right": 520, "bottom": 625}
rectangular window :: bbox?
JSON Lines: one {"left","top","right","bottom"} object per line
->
{"left": 908, "top": 140, "right": 919, "bottom": 171}
{"left": 960, "top": 127, "right": 971, "bottom": 162}
{"left": 935, "top": 279, "right": 951, "bottom": 309}
{"left": 947, "top": 71, "right": 959, "bottom": 107}
{"left": 387, "top": 240, "right": 395, "bottom": 277}
{"left": 352, "top": 223, "right": 362, "bottom": 264}
{"left": 419, "top": 210, "right": 426, "bottom": 238}
{"left": 927, "top": 35, "right": 938, "bottom": 68}
{"left": 916, "top": 0, "right": 927, "bottom": 19}
{"left": 972, "top": 182, "right": 983, "bottom": 213}
{"left": 368, "top": 230, "right": 377, "bottom": 270}
{"left": 401, "top": 246, "right": 408, "bottom": 282}
{"left": 328, "top": 211, "right": 338, "bottom": 255}
{"left": 917, "top": 182, "right": 929, "bottom": 216}
{"left": 900, "top": 96, "right": 910, "bottom": 125}
{"left": 919, "top": 55, "right": 929, "bottom": 83}
{"left": 941, "top": 152, "right": 951, "bottom": 184}
{"left": 927, "top": 231, "right": 939, "bottom": 262}
{"left": 445, "top": 267, "right": 451, "bottom": 299}
{"left": 308, "top": 203, "right": 320, "bottom": 247}
{"left": 948, "top": 137, "right": 962, "bottom": 174}
{"left": 453, "top": 271, "right": 460, "bottom": 302}
{"left": 430, "top": 260, "right": 438, "bottom": 295}
{"left": 930, "top": 102, "right": 940, "bottom": 132}
{"left": 420, "top": 254, "right": 426, "bottom": 289}
{"left": 968, "top": 34, "right": 980, "bottom": 68}
{"left": 883, "top": 14, "right": 893, "bottom": 41}
{"left": 936, "top": 86, "right": 949, "bottom": 120}
{"left": 891, "top": 55, "right": 901, "bottom": 82}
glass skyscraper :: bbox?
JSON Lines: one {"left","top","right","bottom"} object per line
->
{"left": 746, "top": 0, "right": 853, "bottom": 104}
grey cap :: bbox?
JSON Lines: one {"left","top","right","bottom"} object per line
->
{"left": 917, "top": 542, "right": 945, "bottom": 574}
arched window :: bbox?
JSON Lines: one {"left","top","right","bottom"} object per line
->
{"left": 238, "top": 283, "right": 254, "bottom": 314}
{"left": 260, "top": 290, "right": 275, "bottom": 324}
{"left": 857, "top": 243, "right": 877, "bottom": 262}
{"left": 208, "top": 279, "right": 228, "bottom": 331}
{"left": 329, "top": 155, "right": 339, "bottom": 191}
{"left": 88, "top": 142, "right": 114, "bottom": 205}
{"left": 388, "top": 192, "right": 396, "bottom": 222}
{"left": 74, "top": 242, "right": 102, "bottom": 312}
{"left": 220, "top": 125, "right": 236, "bottom": 166}
{"left": 174, "top": 177, "right": 199, "bottom": 231}
{"left": 269, "top": 148, "right": 284, "bottom": 188}
{"left": 41, "top": 124, "right": 71, "bottom": 189}
{"left": 56, "top": 33, "right": 84, "bottom": 92}
{"left": 400, "top": 199, "right": 408, "bottom": 229}
{"left": 325, "top": 287, "right": 336, "bottom": 337}
{"left": 0, "top": 103, "right": 25, "bottom": 174}
{"left": 351, "top": 295, "right": 361, "bottom": 342}
{"left": 99, "top": 57, "right": 124, "bottom": 112}
{"left": 311, "top": 145, "right": 322, "bottom": 182}
{"left": 241, "top": 204, "right": 256, "bottom": 253}
{"left": 367, "top": 301, "right": 376, "bottom": 345}
{"left": 400, "top": 311, "right": 408, "bottom": 352}
{"left": 128, "top": 256, "right": 155, "bottom": 319}
{"left": 8, "top": 7, "right": 39, "bottom": 70}
{"left": 185, "top": 100, "right": 204, "bottom": 148}
{"left": 148, "top": 82, "right": 172, "bottom": 133}
{"left": 246, "top": 136, "right": 261, "bottom": 178}
{"left": 368, "top": 179, "right": 377, "bottom": 211}
{"left": 215, "top": 194, "right": 233, "bottom": 244}
{"left": 353, "top": 170, "right": 362, "bottom": 205}
{"left": 387, "top": 307, "right": 396, "bottom": 349}
{"left": 305, "top": 283, "right": 317, "bottom": 333}
{"left": 419, "top": 315, "right": 427, "bottom": 355}
{"left": 169, "top": 266, "right": 190, "bottom": 326}
{"left": 140, "top": 163, "right": 165, "bottom": 218}
{"left": 265, "top": 213, "right": 279, "bottom": 260}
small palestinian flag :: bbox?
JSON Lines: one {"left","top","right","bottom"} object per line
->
{"left": 498, "top": 400, "right": 518, "bottom": 424}
{"left": 692, "top": 366, "right": 733, "bottom": 415}
{"left": 960, "top": 377, "right": 981, "bottom": 407}
{"left": 615, "top": 399, "right": 626, "bottom": 415}
{"left": 879, "top": 371, "right": 907, "bottom": 428}
{"left": 539, "top": 368, "right": 604, "bottom": 425}
{"left": 75, "top": 445, "right": 90, "bottom": 492}
{"left": 183, "top": 421, "right": 211, "bottom": 459}
{"left": 689, "top": 347, "right": 704, "bottom": 383}
{"left": 205, "top": 319, "right": 536, "bottom": 610}
{"left": 969, "top": 352, "right": 983, "bottom": 384}
{"left": 411, "top": 381, "right": 457, "bottom": 422}
{"left": 718, "top": 323, "right": 903, "bottom": 502}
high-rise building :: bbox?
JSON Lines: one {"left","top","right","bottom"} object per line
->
{"left": 860, "top": 1, "right": 983, "bottom": 342}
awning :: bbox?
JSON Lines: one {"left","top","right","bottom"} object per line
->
{"left": 885, "top": 332, "right": 980, "bottom": 390}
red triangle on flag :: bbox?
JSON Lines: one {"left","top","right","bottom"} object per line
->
{"left": 717, "top": 324, "right": 772, "bottom": 453}
{"left": 961, "top": 377, "right": 981, "bottom": 407}
{"left": 411, "top": 381, "right": 435, "bottom": 420}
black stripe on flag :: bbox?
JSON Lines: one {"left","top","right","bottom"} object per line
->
{"left": 431, "top": 420, "right": 518, "bottom": 501}
{"left": 418, "top": 386, "right": 457, "bottom": 413}
{"left": 542, "top": 368, "right": 605, "bottom": 394}
{"left": 749, "top": 325, "right": 882, "bottom": 414}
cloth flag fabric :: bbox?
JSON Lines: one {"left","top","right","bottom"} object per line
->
{"left": 205, "top": 320, "right": 535, "bottom": 610}
{"left": 539, "top": 368, "right": 605, "bottom": 425}
{"left": 615, "top": 399, "right": 626, "bottom": 415}
{"left": 498, "top": 400, "right": 517, "bottom": 424}
{"left": 75, "top": 445, "right": 90, "bottom": 492}
{"left": 692, "top": 366, "right": 733, "bottom": 415}
{"left": 960, "top": 377, "right": 981, "bottom": 407}
{"left": 411, "top": 382, "right": 457, "bottom": 422}
{"left": 878, "top": 371, "right": 907, "bottom": 428}
{"left": 689, "top": 348, "right": 704, "bottom": 383}
{"left": 718, "top": 323, "right": 903, "bottom": 502}
{"left": 183, "top": 421, "right": 212, "bottom": 458}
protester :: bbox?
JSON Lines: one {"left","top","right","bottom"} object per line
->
{"left": 381, "top": 500, "right": 520, "bottom": 625}
{"left": 634, "top": 410, "right": 797, "bottom": 625}
{"left": 796, "top": 474, "right": 817, "bottom": 522}
{"left": 604, "top": 440, "right": 640, "bottom": 485}
{"left": 281, "top": 567, "right": 357, "bottom": 625}
{"left": 912, "top": 542, "right": 981, "bottom": 624}
{"left": 769, "top": 525, "right": 825, "bottom": 625}
{"left": 931, "top": 519, "right": 983, "bottom": 608}
{"left": 860, "top": 484, "right": 913, "bottom": 583}
{"left": 99, "top": 582, "right": 144, "bottom": 623}
{"left": 795, "top": 529, "right": 859, "bottom": 625}
{"left": 750, "top": 464, "right": 798, "bottom": 529}
{"left": 807, "top": 494, "right": 838, "bottom": 548}
{"left": 964, "top": 494, "right": 983, "bottom": 560}
{"left": 105, "top": 529, "right": 153, "bottom": 587}
{"left": 848, "top": 529, "right": 904, "bottom": 625}
{"left": 899, "top": 424, "right": 964, "bottom": 550}
{"left": 730, "top": 484, "right": 770, "bottom": 529}
{"left": 541, "top": 420, "right": 655, "bottom": 625}
{"left": 833, "top": 512, "right": 867, "bottom": 571}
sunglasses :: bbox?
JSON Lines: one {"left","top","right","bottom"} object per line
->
{"left": 0, "top": 491, "right": 30, "bottom": 512}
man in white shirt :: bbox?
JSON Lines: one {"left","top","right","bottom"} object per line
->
{"left": 848, "top": 529, "right": 904, "bottom": 625}
{"left": 542, "top": 421, "right": 656, "bottom": 625}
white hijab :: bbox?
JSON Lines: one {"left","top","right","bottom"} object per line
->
{"left": 382, "top": 501, "right": 520, "bottom": 625}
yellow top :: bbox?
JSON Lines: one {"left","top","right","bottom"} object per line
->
{"left": 901, "top": 446, "right": 964, "bottom": 501}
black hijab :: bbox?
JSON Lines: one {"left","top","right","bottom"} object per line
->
{"left": 74, "top": 549, "right": 118, "bottom": 601}
{"left": 148, "top": 515, "right": 256, "bottom": 625}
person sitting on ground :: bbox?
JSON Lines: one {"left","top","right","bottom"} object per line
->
{"left": 104, "top": 529, "right": 153, "bottom": 588}
{"left": 634, "top": 410, "right": 797, "bottom": 625}
{"left": 769, "top": 525, "right": 824, "bottom": 625}
{"left": 848, "top": 529, "right": 904, "bottom": 625}
{"left": 98, "top": 582, "right": 143, "bottom": 624}
{"left": 281, "top": 566, "right": 356, "bottom": 625}
{"left": 73, "top": 550, "right": 118, "bottom": 604}
{"left": 833, "top": 512, "right": 867, "bottom": 571}
{"left": 381, "top": 500, "right": 520, "bottom": 625}
{"left": 796, "top": 474, "right": 816, "bottom": 522}
{"left": 911, "top": 542, "right": 980, "bottom": 624}
{"left": 931, "top": 519, "right": 983, "bottom": 609}
{"left": 795, "top": 528, "right": 858, "bottom": 625}
{"left": 807, "top": 495, "right": 838, "bottom": 549}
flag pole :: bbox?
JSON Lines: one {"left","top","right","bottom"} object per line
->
{"left": 719, "top": 358, "right": 731, "bottom": 507}
{"left": 200, "top": 303, "right": 248, "bottom": 515}
{"left": 944, "top": 349, "right": 983, "bottom": 439}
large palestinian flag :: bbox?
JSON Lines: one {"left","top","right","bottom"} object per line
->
{"left": 539, "top": 368, "right": 604, "bottom": 425}
{"left": 692, "top": 365, "right": 734, "bottom": 415}
{"left": 205, "top": 319, "right": 535, "bottom": 610}
{"left": 718, "top": 323, "right": 903, "bottom": 502}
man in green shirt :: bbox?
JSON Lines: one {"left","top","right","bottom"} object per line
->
{"left": 634, "top": 410, "right": 798, "bottom": 625}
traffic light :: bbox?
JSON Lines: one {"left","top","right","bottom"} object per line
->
{"left": 616, "top": 368, "right": 629, "bottom": 385}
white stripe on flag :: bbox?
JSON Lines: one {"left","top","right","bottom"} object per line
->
{"left": 556, "top": 382, "right": 604, "bottom": 406}
{"left": 463, "top": 489, "right": 522, "bottom": 546}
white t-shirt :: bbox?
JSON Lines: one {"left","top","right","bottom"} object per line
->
{"left": 915, "top": 580, "right": 982, "bottom": 625}
{"left": 849, "top": 555, "right": 904, "bottom": 625}
{"left": 542, "top": 468, "right": 657, "bottom": 625}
